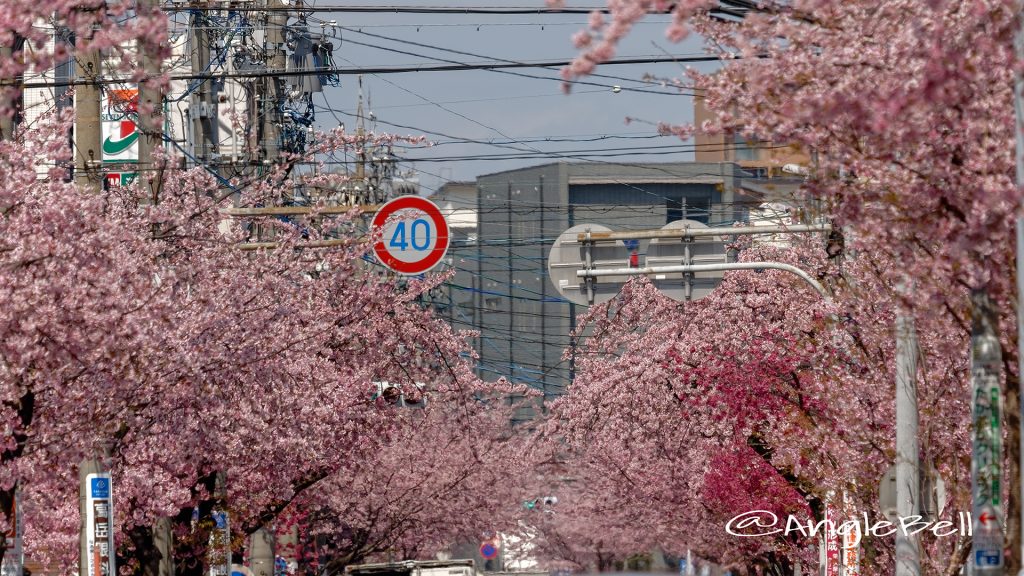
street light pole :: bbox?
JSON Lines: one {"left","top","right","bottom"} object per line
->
{"left": 1013, "top": 4, "right": 1024, "bottom": 570}
{"left": 895, "top": 314, "right": 920, "bottom": 576}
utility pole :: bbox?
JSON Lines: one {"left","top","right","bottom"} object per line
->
{"left": 0, "top": 41, "right": 16, "bottom": 141}
{"left": 355, "top": 76, "right": 367, "bottom": 202}
{"left": 250, "top": 528, "right": 275, "bottom": 576}
{"left": 538, "top": 175, "right": 547, "bottom": 401}
{"left": 189, "top": 3, "right": 213, "bottom": 167}
{"left": 263, "top": 0, "right": 287, "bottom": 164}
{"left": 0, "top": 32, "right": 27, "bottom": 143}
{"left": 136, "top": 4, "right": 173, "bottom": 568}
{"left": 137, "top": 0, "right": 163, "bottom": 205}
{"left": 74, "top": 35, "right": 102, "bottom": 192}
{"left": 895, "top": 313, "right": 920, "bottom": 576}
{"left": 971, "top": 290, "right": 1005, "bottom": 574}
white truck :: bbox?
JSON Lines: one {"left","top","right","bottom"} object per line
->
{"left": 343, "top": 559, "right": 477, "bottom": 576}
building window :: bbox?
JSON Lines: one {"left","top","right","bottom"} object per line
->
{"left": 667, "top": 197, "right": 710, "bottom": 224}
{"left": 733, "top": 132, "right": 758, "bottom": 161}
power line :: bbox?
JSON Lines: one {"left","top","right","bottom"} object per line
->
{"left": 316, "top": 100, "right": 776, "bottom": 155}
{"left": 9, "top": 55, "right": 725, "bottom": 89}
{"left": 161, "top": 4, "right": 746, "bottom": 17}
{"left": 355, "top": 89, "right": 610, "bottom": 110}
{"left": 333, "top": 24, "right": 701, "bottom": 96}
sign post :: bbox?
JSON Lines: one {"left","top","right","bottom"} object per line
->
{"left": 83, "top": 473, "right": 115, "bottom": 576}
{"left": 479, "top": 540, "right": 498, "bottom": 561}
{"left": 824, "top": 504, "right": 840, "bottom": 576}
{"left": 371, "top": 196, "right": 450, "bottom": 275}
{"left": 970, "top": 291, "right": 1004, "bottom": 574}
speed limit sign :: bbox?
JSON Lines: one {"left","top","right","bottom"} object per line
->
{"left": 372, "top": 195, "right": 450, "bottom": 275}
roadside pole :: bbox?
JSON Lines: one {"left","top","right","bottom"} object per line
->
{"left": 136, "top": 0, "right": 173, "bottom": 567}
{"left": 189, "top": 1, "right": 211, "bottom": 166}
{"left": 895, "top": 314, "right": 920, "bottom": 576}
{"left": 80, "top": 448, "right": 114, "bottom": 576}
{"left": 250, "top": 527, "right": 275, "bottom": 576}
{"left": 263, "top": 0, "right": 287, "bottom": 164}
{"left": 154, "top": 517, "right": 173, "bottom": 576}
{"left": 137, "top": 0, "right": 163, "bottom": 205}
{"left": 74, "top": 36, "right": 101, "bottom": 192}
{"left": 1012, "top": 2, "right": 1024, "bottom": 569}
{"left": 971, "top": 291, "right": 1005, "bottom": 574}
{"left": 0, "top": 40, "right": 17, "bottom": 141}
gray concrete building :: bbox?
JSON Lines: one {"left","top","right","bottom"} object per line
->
{"left": 432, "top": 161, "right": 768, "bottom": 423}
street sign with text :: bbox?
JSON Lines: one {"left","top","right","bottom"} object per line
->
{"left": 85, "top": 474, "right": 115, "bottom": 576}
{"left": 372, "top": 196, "right": 450, "bottom": 275}
{"left": 970, "top": 292, "right": 1003, "bottom": 573}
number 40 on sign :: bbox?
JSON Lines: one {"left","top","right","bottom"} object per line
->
{"left": 372, "top": 196, "right": 450, "bottom": 275}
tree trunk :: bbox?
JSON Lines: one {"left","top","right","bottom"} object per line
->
{"left": 128, "top": 525, "right": 164, "bottom": 576}
{"left": 172, "top": 472, "right": 220, "bottom": 576}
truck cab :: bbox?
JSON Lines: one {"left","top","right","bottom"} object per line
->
{"left": 344, "top": 559, "right": 476, "bottom": 576}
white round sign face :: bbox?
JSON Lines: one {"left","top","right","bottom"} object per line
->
{"left": 372, "top": 196, "right": 450, "bottom": 275}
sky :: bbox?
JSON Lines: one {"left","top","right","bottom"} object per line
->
{"left": 305, "top": 1, "right": 722, "bottom": 193}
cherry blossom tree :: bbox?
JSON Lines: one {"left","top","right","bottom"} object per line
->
{"left": 285, "top": 379, "right": 534, "bottom": 574}
{"left": 0, "top": 55, "right": 520, "bottom": 576}
{"left": 546, "top": 0, "right": 1024, "bottom": 572}
{"left": 0, "top": 0, "right": 170, "bottom": 135}
{"left": 531, "top": 237, "right": 974, "bottom": 574}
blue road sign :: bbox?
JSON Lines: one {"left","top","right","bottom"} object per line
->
{"left": 976, "top": 549, "right": 1002, "bottom": 566}
{"left": 480, "top": 542, "right": 498, "bottom": 560}
{"left": 90, "top": 477, "right": 110, "bottom": 499}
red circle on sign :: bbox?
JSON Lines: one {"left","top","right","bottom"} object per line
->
{"left": 372, "top": 195, "right": 450, "bottom": 275}
{"left": 480, "top": 541, "right": 498, "bottom": 560}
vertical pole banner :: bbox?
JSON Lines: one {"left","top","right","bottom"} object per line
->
{"left": 842, "top": 519, "right": 859, "bottom": 576}
{"left": 100, "top": 88, "right": 140, "bottom": 189}
{"left": 841, "top": 492, "right": 859, "bottom": 576}
{"left": 825, "top": 505, "right": 840, "bottom": 576}
{"left": 970, "top": 291, "right": 1004, "bottom": 573}
{"left": 209, "top": 473, "right": 230, "bottom": 576}
{"left": 85, "top": 473, "right": 115, "bottom": 576}
{"left": 208, "top": 509, "right": 230, "bottom": 576}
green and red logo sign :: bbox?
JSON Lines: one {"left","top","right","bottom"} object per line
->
{"left": 102, "top": 119, "right": 140, "bottom": 157}
{"left": 101, "top": 88, "right": 139, "bottom": 189}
